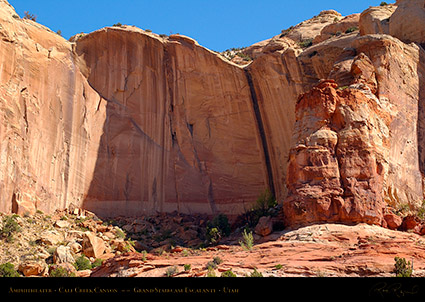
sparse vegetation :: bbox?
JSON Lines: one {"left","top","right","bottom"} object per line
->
{"left": 299, "top": 38, "right": 313, "bottom": 48}
{"left": 0, "top": 262, "right": 20, "bottom": 277}
{"left": 394, "top": 257, "right": 413, "bottom": 277}
{"left": 206, "top": 267, "right": 216, "bottom": 277}
{"left": 417, "top": 201, "right": 425, "bottom": 220}
{"left": 236, "top": 52, "right": 252, "bottom": 62}
{"left": 73, "top": 255, "right": 92, "bottom": 271}
{"left": 1, "top": 215, "right": 21, "bottom": 242}
{"left": 205, "top": 214, "right": 231, "bottom": 245}
{"left": 184, "top": 264, "right": 191, "bottom": 271}
{"left": 249, "top": 268, "right": 263, "bottom": 277}
{"left": 221, "top": 269, "right": 236, "bottom": 277}
{"left": 280, "top": 26, "right": 294, "bottom": 38}
{"left": 165, "top": 266, "right": 178, "bottom": 277}
{"left": 112, "top": 22, "right": 123, "bottom": 27}
{"left": 239, "top": 189, "right": 277, "bottom": 228}
{"left": 49, "top": 266, "right": 76, "bottom": 277}
{"left": 205, "top": 256, "right": 223, "bottom": 270}
{"left": 23, "top": 11, "right": 37, "bottom": 21}
{"left": 239, "top": 229, "right": 254, "bottom": 251}
{"left": 345, "top": 26, "right": 359, "bottom": 34}
{"left": 380, "top": 2, "right": 389, "bottom": 6}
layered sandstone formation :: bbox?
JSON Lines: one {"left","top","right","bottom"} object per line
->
{"left": 74, "top": 28, "right": 270, "bottom": 217}
{"left": 1, "top": 0, "right": 425, "bottom": 228}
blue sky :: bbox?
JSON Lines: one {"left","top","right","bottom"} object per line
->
{"left": 9, "top": 0, "right": 389, "bottom": 52}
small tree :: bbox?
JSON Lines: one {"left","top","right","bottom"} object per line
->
{"left": 23, "top": 11, "right": 37, "bottom": 21}
{"left": 394, "top": 257, "right": 413, "bottom": 277}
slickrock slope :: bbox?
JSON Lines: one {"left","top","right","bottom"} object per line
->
{"left": 91, "top": 223, "right": 425, "bottom": 277}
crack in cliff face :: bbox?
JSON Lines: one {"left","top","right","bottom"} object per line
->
{"left": 244, "top": 69, "right": 276, "bottom": 199}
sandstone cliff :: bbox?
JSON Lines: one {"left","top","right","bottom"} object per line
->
{"left": 0, "top": 0, "right": 107, "bottom": 215}
{"left": 1, "top": 0, "right": 425, "bottom": 229}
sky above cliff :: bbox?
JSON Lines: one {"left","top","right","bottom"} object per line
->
{"left": 10, "top": 0, "right": 389, "bottom": 51}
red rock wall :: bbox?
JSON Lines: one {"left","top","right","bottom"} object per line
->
{"left": 75, "top": 29, "right": 269, "bottom": 217}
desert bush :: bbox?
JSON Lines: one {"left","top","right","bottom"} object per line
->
{"left": 239, "top": 229, "right": 254, "bottom": 251}
{"left": 236, "top": 52, "right": 252, "bottom": 62}
{"left": 49, "top": 266, "right": 76, "bottom": 277}
{"left": 165, "top": 266, "right": 178, "bottom": 277}
{"left": 249, "top": 268, "right": 263, "bottom": 277}
{"left": 23, "top": 11, "right": 37, "bottom": 21}
{"left": 299, "top": 38, "right": 313, "bottom": 48}
{"left": 74, "top": 255, "right": 92, "bottom": 271}
{"left": 205, "top": 214, "right": 231, "bottom": 245}
{"left": 394, "top": 257, "right": 413, "bottom": 277}
{"left": 0, "top": 262, "right": 20, "bottom": 277}
{"left": 1, "top": 215, "right": 21, "bottom": 242}
{"left": 239, "top": 189, "right": 277, "bottom": 228}
{"left": 345, "top": 27, "right": 359, "bottom": 34}
{"left": 221, "top": 269, "right": 236, "bottom": 277}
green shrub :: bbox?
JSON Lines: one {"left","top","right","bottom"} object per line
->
{"left": 236, "top": 52, "right": 252, "bottom": 62}
{"left": 239, "top": 229, "right": 254, "bottom": 251}
{"left": 345, "top": 27, "right": 359, "bottom": 34}
{"left": 221, "top": 269, "right": 236, "bottom": 277}
{"left": 112, "top": 22, "right": 123, "bottom": 27}
{"left": 74, "top": 255, "right": 92, "bottom": 271}
{"left": 49, "top": 266, "right": 76, "bottom": 277}
{"left": 0, "top": 262, "right": 20, "bottom": 277}
{"left": 1, "top": 215, "right": 21, "bottom": 242}
{"left": 380, "top": 2, "right": 388, "bottom": 6}
{"left": 165, "top": 266, "right": 178, "bottom": 277}
{"left": 417, "top": 201, "right": 425, "bottom": 220}
{"left": 239, "top": 189, "right": 277, "bottom": 228}
{"left": 394, "top": 257, "right": 413, "bottom": 277}
{"left": 92, "top": 258, "right": 103, "bottom": 268}
{"left": 299, "top": 38, "right": 313, "bottom": 48}
{"left": 205, "top": 214, "right": 231, "bottom": 245}
{"left": 206, "top": 267, "right": 216, "bottom": 277}
{"left": 184, "top": 264, "right": 191, "bottom": 271}
{"left": 249, "top": 268, "right": 263, "bottom": 277}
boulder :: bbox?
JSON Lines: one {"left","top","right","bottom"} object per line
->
{"left": 53, "top": 245, "right": 75, "bottom": 264}
{"left": 400, "top": 215, "right": 421, "bottom": 233}
{"left": 254, "top": 216, "right": 273, "bottom": 237}
{"left": 359, "top": 4, "right": 395, "bottom": 35}
{"left": 383, "top": 212, "right": 403, "bottom": 230}
{"left": 37, "top": 230, "right": 63, "bottom": 246}
{"left": 82, "top": 232, "right": 106, "bottom": 258}
{"left": 389, "top": 0, "right": 425, "bottom": 44}
{"left": 54, "top": 220, "right": 71, "bottom": 228}
{"left": 18, "top": 262, "right": 47, "bottom": 277}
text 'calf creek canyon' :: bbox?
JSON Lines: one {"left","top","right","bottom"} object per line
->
{"left": 4, "top": 0, "right": 425, "bottom": 278}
